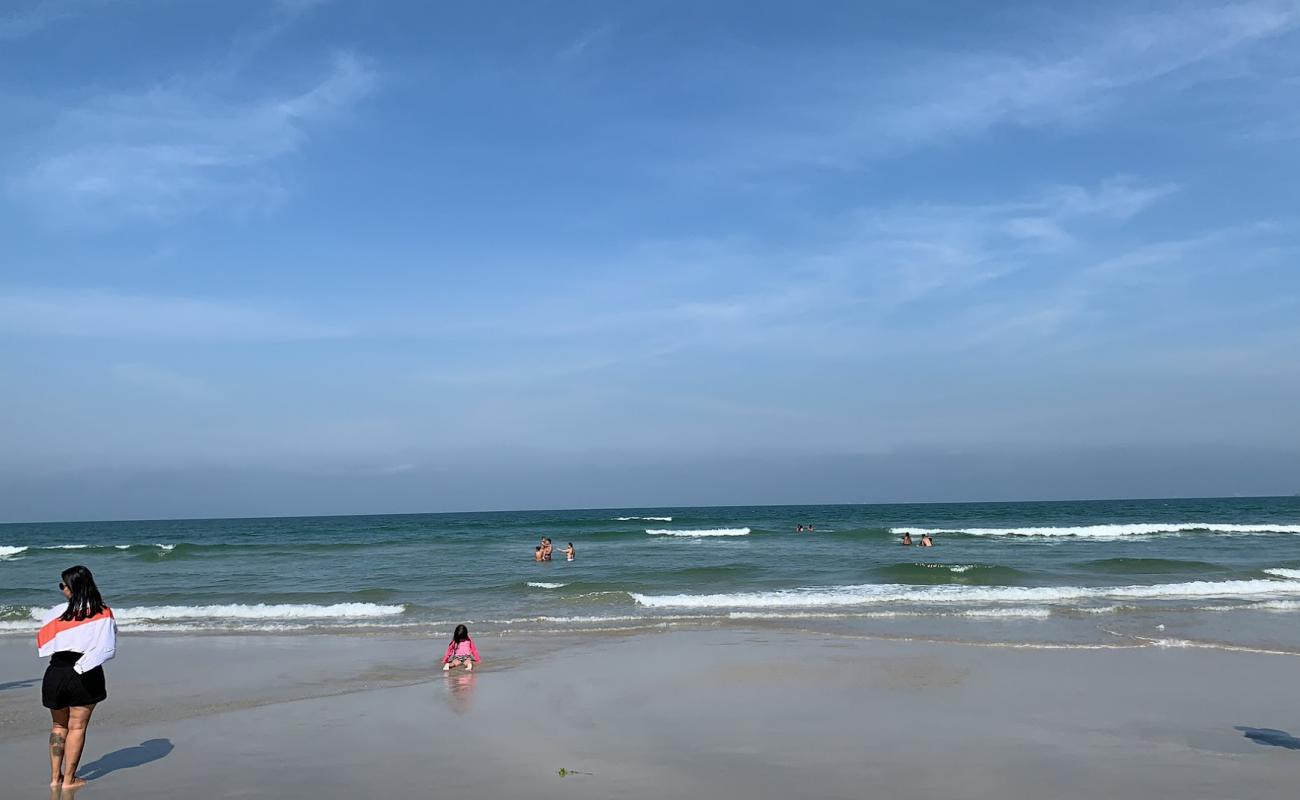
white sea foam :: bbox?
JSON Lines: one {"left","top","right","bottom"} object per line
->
{"left": 0, "top": 546, "right": 28, "bottom": 559}
{"left": 111, "top": 603, "right": 406, "bottom": 621}
{"left": 724, "top": 608, "right": 1050, "bottom": 620}
{"left": 526, "top": 582, "right": 567, "bottom": 589}
{"left": 892, "top": 522, "right": 1300, "bottom": 539}
{"left": 1252, "top": 600, "right": 1300, "bottom": 611}
{"left": 958, "top": 607, "right": 1053, "bottom": 619}
{"left": 645, "top": 528, "right": 751, "bottom": 537}
{"left": 155, "top": 544, "right": 175, "bottom": 551}
{"left": 1265, "top": 568, "right": 1300, "bottom": 580}
{"left": 616, "top": 516, "right": 673, "bottom": 521}
{"left": 631, "top": 577, "right": 1300, "bottom": 609}
{"left": 114, "top": 545, "right": 131, "bottom": 550}
{"left": 48, "top": 544, "right": 89, "bottom": 549}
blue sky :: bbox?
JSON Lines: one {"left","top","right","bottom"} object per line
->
{"left": 2, "top": 0, "right": 1299, "bottom": 520}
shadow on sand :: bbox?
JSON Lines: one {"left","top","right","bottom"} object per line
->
{"left": 78, "top": 739, "right": 175, "bottom": 781}
{"left": 0, "top": 677, "right": 40, "bottom": 692}
{"left": 1235, "top": 726, "right": 1300, "bottom": 750}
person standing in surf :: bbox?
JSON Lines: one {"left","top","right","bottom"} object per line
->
{"left": 37, "top": 565, "right": 117, "bottom": 790}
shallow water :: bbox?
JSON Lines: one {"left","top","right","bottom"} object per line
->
{"left": 3, "top": 497, "right": 1300, "bottom": 649}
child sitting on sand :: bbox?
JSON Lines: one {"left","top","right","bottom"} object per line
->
{"left": 442, "top": 624, "right": 480, "bottom": 671}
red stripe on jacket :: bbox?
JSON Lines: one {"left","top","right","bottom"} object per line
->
{"left": 36, "top": 608, "right": 115, "bottom": 649}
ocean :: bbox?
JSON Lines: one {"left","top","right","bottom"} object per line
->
{"left": 4, "top": 497, "right": 1300, "bottom": 651}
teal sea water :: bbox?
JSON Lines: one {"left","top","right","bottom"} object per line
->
{"left": 4, "top": 497, "right": 1300, "bottom": 651}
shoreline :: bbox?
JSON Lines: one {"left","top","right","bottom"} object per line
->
{"left": 2, "top": 632, "right": 1300, "bottom": 796}
{"left": 3, "top": 627, "right": 1299, "bottom": 798}
{"left": 8, "top": 604, "right": 1300, "bottom": 658}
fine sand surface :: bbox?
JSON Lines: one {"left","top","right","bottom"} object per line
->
{"left": 1, "top": 630, "right": 1298, "bottom": 799}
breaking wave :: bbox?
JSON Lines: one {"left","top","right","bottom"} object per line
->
{"left": 645, "top": 528, "right": 751, "bottom": 537}
{"left": 631, "top": 575, "right": 1300, "bottom": 609}
{"left": 892, "top": 522, "right": 1300, "bottom": 539}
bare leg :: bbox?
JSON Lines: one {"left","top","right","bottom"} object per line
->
{"left": 464, "top": 660, "right": 474, "bottom": 671}
{"left": 49, "top": 708, "right": 70, "bottom": 787}
{"left": 61, "top": 704, "right": 95, "bottom": 789}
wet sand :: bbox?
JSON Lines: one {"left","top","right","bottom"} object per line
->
{"left": 1, "top": 630, "right": 1297, "bottom": 799}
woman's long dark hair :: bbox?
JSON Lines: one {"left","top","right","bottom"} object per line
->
{"left": 452, "top": 624, "right": 470, "bottom": 643}
{"left": 60, "top": 565, "right": 106, "bottom": 622}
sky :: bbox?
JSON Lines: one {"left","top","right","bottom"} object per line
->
{"left": 2, "top": 0, "right": 1300, "bottom": 521}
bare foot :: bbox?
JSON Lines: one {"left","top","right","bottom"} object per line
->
{"left": 62, "top": 778, "right": 87, "bottom": 790}
{"left": 442, "top": 663, "right": 451, "bottom": 671}
{"left": 50, "top": 777, "right": 63, "bottom": 788}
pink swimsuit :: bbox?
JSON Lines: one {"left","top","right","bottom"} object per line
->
{"left": 443, "top": 639, "right": 479, "bottom": 663}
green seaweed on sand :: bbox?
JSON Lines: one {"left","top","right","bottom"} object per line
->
{"left": 557, "top": 767, "right": 592, "bottom": 777}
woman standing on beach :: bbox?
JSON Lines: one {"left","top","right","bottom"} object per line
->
{"left": 36, "top": 565, "right": 117, "bottom": 790}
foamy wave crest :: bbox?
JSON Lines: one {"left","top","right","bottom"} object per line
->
{"left": 616, "top": 516, "right": 673, "bottom": 522}
{"left": 0, "top": 546, "right": 28, "bottom": 559}
{"left": 49, "top": 544, "right": 90, "bottom": 549}
{"left": 114, "top": 545, "right": 131, "bottom": 550}
{"left": 892, "top": 522, "right": 1300, "bottom": 539}
{"left": 1265, "top": 568, "right": 1300, "bottom": 580}
{"left": 958, "top": 607, "right": 1053, "bottom": 619}
{"left": 155, "top": 544, "right": 175, "bottom": 551}
{"left": 645, "top": 528, "right": 751, "bottom": 537}
{"left": 1252, "top": 600, "right": 1300, "bottom": 611}
{"left": 113, "top": 603, "right": 406, "bottom": 621}
{"left": 631, "top": 577, "right": 1300, "bottom": 609}
{"left": 526, "top": 582, "right": 568, "bottom": 589}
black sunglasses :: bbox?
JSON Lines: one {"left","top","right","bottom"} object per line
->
{"left": 58, "top": 582, "right": 66, "bottom": 590}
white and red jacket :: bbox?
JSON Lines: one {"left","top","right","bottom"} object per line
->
{"left": 36, "top": 605, "right": 117, "bottom": 674}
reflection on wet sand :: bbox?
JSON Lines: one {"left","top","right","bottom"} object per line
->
{"left": 443, "top": 671, "right": 478, "bottom": 715}
{"left": 51, "top": 783, "right": 81, "bottom": 800}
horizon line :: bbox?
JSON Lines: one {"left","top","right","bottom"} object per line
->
{"left": 2, "top": 493, "right": 1295, "bottom": 527}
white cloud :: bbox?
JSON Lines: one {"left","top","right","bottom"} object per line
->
{"left": 0, "top": 288, "right": 347, "bottom": 340}
{"left": 711, "top": 1, "right": 1300, "bottom": 171}
{"left": 0, "top": 0, "right": 81, "bottom": 40}
{"left": 15, "top": 51, "right": 374, "bottom": 223}
{"left": 397, "top": 177, "right": 1181, "bottom": 363}
{"left": 558, "top": 23, "right": 616, "bottom": 61}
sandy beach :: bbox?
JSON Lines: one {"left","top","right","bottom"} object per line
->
{"left": 2, "top": 629, "right": 1296, "bottom": 799}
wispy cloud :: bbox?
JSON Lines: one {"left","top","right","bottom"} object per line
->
{"left": 707, "top": 1, "right": 1300, "bottom": 172}
{"left": 13, "top": 30, "right": 374, "bottom": 224}
{"left": 0, "top": 0, "right": 85, "bottom": 41}
{"left": 402, "top": 177, "right": 1180, "bottom": 363}
{"left": 558, "top": 23, "right": 616, "bottom": 61}
{"left": 0, "top": 288, "right": 347, "bottom": 340}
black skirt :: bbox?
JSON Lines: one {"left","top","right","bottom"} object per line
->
{"left": 42, "top": 651, "right": 107, "bottom": 709}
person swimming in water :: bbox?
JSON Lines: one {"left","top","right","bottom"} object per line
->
{"left": 901, "top": 532, "right": 913, "bottom": 546}
{"left": 533, "top": 546, "right": 544, "bottom": 562}
{"left": 564, "top": 542, "right": 575, "bottom": 561}
{"left": 920, "top": 534, "right": 934, "bottom": 547}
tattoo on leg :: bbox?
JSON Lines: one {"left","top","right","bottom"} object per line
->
{"left": 50, "top": 732, "right": 66, "bottom": 757}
